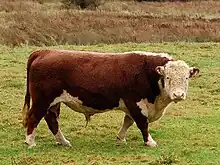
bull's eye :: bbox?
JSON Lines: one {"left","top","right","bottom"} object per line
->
{"left": 166, "top": 76, "right": 170, "bottom": 80}
{"left": 186, "top": 77, "right": 189, "bottom": 80}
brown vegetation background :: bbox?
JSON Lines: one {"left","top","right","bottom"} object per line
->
{"left": 1, "top": 0, "right": 220, "bottom": 46}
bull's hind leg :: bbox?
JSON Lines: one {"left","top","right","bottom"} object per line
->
{"left": 116, "top": 114, "right": 134, "bottom": 145}
{"left": 44, "top": 103, "right": 71, "bottom": 146}
{"left": 25, "top": 101, "right": 49, "bottom": 148}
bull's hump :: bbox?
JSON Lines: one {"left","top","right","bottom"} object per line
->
{"left": 127, "top": 51, "right": 173, "bottom": 60}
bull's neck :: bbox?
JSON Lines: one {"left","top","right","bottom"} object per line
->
{"left": 156, "top": 79, "right": 172, "bottom": 109}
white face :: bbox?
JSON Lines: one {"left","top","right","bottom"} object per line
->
{"left": 156, "top": 60, "right": 199, "bottom": 102}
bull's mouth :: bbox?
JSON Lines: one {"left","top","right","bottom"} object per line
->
{"left": 173, "top": 99, "right": 182, "bottom": 103}
{"left": 172, "top": 97, "right": 185, "bottom": 103}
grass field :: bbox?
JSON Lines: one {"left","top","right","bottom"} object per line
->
{"left": 0, "top": 42, "right": 219, "bottom": 164}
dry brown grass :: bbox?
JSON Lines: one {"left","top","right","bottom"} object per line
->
{"left": 1, "top": 0, "right": 220, "bottom": 46}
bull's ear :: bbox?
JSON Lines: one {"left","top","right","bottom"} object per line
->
{"left": 155, "top": 66, "right": 165, "bottom": 76}
{"left": 189, "top": 67, "right": 200, "bottom": 78}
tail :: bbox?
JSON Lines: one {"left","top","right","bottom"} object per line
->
{"left": 22, "top": 51, "right": 39, "bottom": 127}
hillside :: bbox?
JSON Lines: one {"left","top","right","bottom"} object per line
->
{"left": 1, "top": 0, "right": 220, "bottom": 46}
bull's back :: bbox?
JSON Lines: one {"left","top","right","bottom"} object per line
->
{"left": 29, "top": 50, "right": 143, "bottom": 91}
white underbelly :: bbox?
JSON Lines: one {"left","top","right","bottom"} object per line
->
{"left": 49, "top": 90, "right": 128, "bottom": 115}
{"left": 49, "top": 91, "right": 170, "bottom": 123}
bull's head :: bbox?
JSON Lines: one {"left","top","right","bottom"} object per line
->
{"left": 156, "top": 60, "right": 199, "bottom": 103}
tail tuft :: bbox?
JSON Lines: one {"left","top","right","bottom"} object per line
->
{"left": 84, "top": 114, "right": 92, "bottom": 128}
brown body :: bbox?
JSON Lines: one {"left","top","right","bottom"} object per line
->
{"left": 23, "top": 50, "right": 199, "bottom": 148}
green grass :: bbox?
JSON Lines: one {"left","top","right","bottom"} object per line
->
{"left": 0, "top": 42, "right": 220, "bottom": 165}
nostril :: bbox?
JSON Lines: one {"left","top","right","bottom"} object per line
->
{"left": 173, "top": 93, "right": 177, "bottom": 97}
{"left": 173, "top": 92, "right": 184, "bottom": 98}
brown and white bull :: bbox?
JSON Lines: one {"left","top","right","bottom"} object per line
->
{"left": 22, "top": 50, "right": 199, "bottom": 148}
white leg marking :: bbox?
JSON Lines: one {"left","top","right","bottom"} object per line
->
{"left": 55, "top": 129, "right": 71, "bottom": 146}
{"left": 145, "top": 133, "right": 157, "bottom": 147}
{"left": 25, "top": 129, "right": 36, "bottom": 148}
{"left": 116, "top": 115, "right": 134, "bottom": 145}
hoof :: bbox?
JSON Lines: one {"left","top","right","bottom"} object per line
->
{"left": 56, "top": 140, "right": 72, "bottom": 147}
{"left": 28, "top": 143, "right": 36, "bottom": 149}
{"left": 25, "top": 141, "right": 36, "bottom": 149}
{"left": 116, "top": 136, "right": 127, "bottom": 146}
{"left": 144, "top": 141, "right": 158, "bottom": 147}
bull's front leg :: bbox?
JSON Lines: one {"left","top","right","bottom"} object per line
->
{"left": 123, "top": 98, "right": 157, "bottom": 147}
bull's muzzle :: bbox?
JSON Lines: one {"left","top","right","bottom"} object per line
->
{"left": 171, "top": 91, "right": 185, "bottom": 102}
